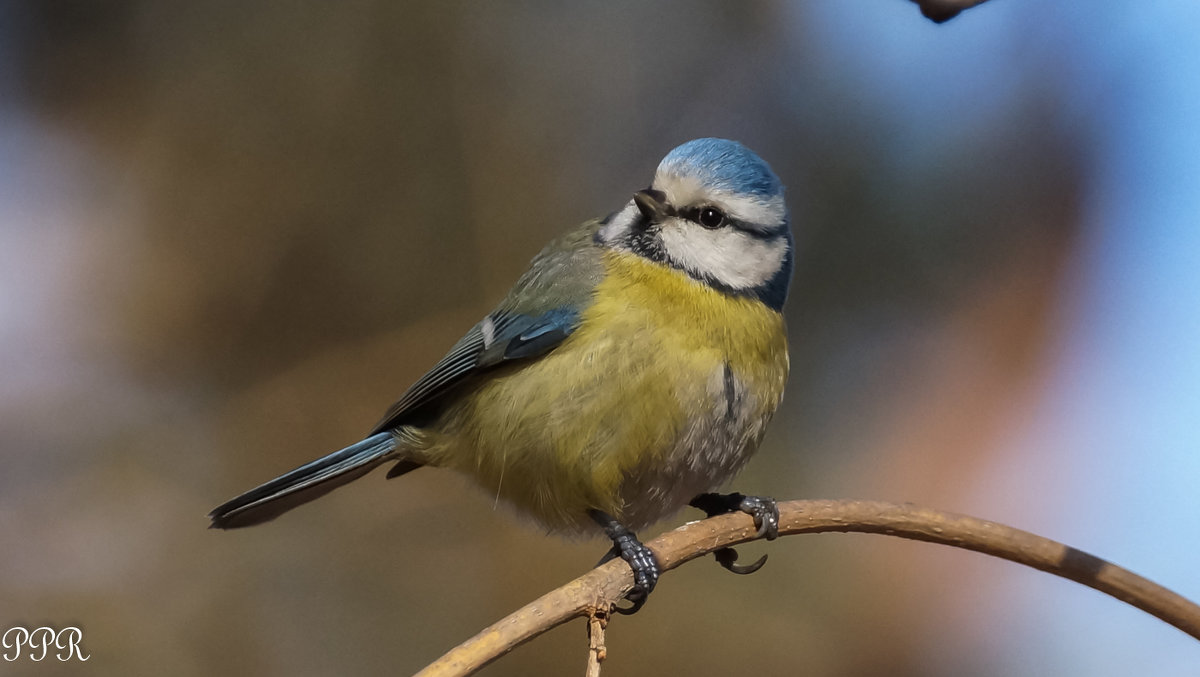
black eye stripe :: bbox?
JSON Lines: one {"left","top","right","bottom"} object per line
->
{"left": 676, "top": 206, "right": 780, "bottom": 239}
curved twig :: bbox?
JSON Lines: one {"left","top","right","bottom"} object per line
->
{"left": 416, "top": 499, "right": 1200, "bottom": 677}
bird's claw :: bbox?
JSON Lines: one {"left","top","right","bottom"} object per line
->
{"left": 690, "top": 492, "right": 780, "bottom": 540}
{"left": 714, "top": 547, "right": 768, "bottom": 575}
{"left": 611, "top": 535, "right": 658, "bottom": 615}
{"left": 737, "top": 494, "right": 780, "bottom": 540}
{"left": 591, "top": 510, "right": 660, "bottom": 615}
{"left": 689, "top": 492, "right": 778, "bottom": 576}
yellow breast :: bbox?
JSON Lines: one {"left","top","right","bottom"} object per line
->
{"left": 424, "top": 250, "right": 789, "bottom": 532}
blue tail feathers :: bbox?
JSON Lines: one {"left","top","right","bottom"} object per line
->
{"left": 209, "top": 432, "right": 405, "bottom": 529}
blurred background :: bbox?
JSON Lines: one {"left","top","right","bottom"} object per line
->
{"left": 2, "top": 1, "right": 1198, "bottom": 674}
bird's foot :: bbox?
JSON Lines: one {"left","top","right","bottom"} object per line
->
{"left": 690, "top": 492, "right": 779, "bottom": 539}
{"left": 590, "top": 510, "right": 659, "bottom": 615}
{"left": 689, "top": 492, "right": 779, "bottom": 576}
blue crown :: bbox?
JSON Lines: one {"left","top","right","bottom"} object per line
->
{"left": 658, "top": 138, "right": 782, "bottom": 198}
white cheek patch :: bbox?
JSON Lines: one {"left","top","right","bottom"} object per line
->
{"left": 659, "top": 219, "right": 788, "bottom": 290}
{"left": 596, "top": 201, "right": 639, "bottom": 246}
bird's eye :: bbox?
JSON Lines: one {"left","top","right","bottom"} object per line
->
{"left": 696, "top": 207, "right": 727, "bottom": 229}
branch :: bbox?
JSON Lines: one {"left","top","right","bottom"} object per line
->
{"left": 909, "top": 0, "right": 993, "bottom": 23}
{"left": 584, "top": 609, "right": 607, "bottom": 677}
{"left": 416, "top": 499, "right": 1200, "bottom": 677}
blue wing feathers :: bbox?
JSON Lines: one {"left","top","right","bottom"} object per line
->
{"left": 370, "top": 306, "right": 583, "bottom": 434}
{"left": 502, "top": 307, "right": 581, "bottom": 360}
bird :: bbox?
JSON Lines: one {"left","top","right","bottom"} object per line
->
{"left": 209, "top": 138, "right": 793, "bottom": 613}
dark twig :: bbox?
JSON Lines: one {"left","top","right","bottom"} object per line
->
{"left": 909, "top": 0, "right": 993, "bottom": 23}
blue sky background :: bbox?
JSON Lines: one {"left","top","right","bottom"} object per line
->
{"left": 804, "top": 2, "right": 1200, "bottom": 672}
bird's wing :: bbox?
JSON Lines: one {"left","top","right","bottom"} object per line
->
{"left": 368, "top": 307, "right": 581, "bottom": 433}
{"left": 369, "top": 219, "right": 606, "bottom": 434}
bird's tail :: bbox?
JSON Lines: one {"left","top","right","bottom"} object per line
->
{"left": 209, "top": 432, "right": 417, "bottom": 529}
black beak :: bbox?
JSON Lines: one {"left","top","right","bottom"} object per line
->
{"left": 633, "top": 189, "right": 670, "bottom": 223}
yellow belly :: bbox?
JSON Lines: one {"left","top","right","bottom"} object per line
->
{"left": 422, "top": 251, "right": 788, "bottom": 532}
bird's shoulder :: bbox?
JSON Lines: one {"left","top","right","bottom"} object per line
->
{"left": 496, "top": 218, "right": 607, "bottom": 315}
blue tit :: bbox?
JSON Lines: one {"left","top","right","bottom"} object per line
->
{"left": 210, "top": 138, "right": 792, "bottom": 611}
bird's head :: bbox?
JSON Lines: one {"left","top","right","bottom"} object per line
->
{"left": 597, "top": 138, "right": 792, "bottom": 311}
